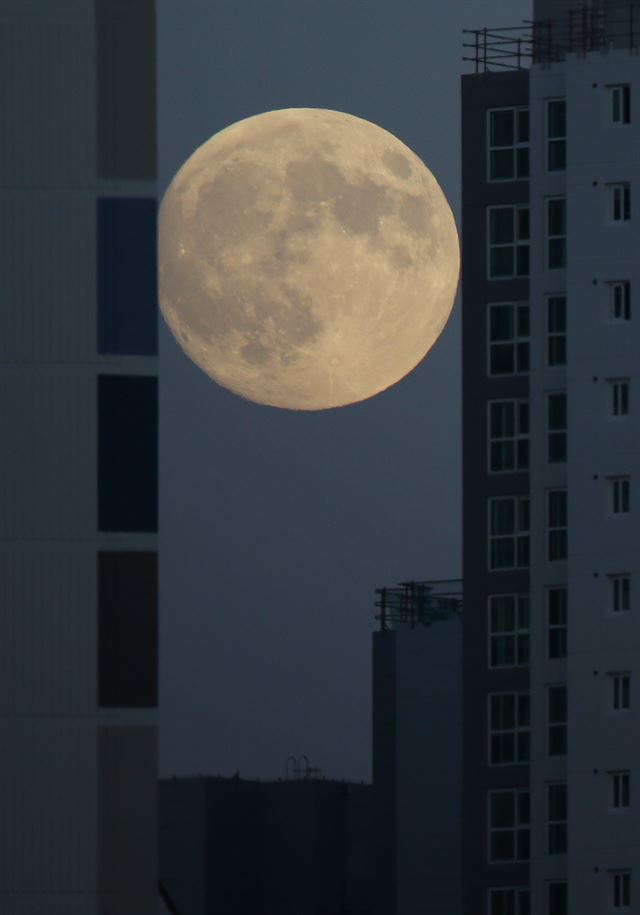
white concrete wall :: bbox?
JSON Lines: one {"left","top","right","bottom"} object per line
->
{"left": 529, "top": 47, "right": 640, "bottom": 915}
{"left": 528, "top": 60, "right": 569, "bottom": 915}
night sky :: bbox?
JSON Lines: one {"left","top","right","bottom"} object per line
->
{"left": 158, "top": 0, "right": 530, "bottom": 783}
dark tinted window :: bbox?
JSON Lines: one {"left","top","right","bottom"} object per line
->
{"left": 98, "top": 551, "right": 158, "bottom": 707}
{"left": 98, "top": 374, "right": 157, "bottom": 532}
{"left": 98, "top": 197, "right": 158, "bottom": 355}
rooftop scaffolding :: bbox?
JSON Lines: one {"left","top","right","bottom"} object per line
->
{"left": 463, "top": 1, "right": 639, "bottom": 72}
{"left": 375, "top": 579, "right": 462, "bottom": 631}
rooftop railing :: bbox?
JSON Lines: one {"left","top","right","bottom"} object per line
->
{"left": 464, "top": 1, "right": 639, "bottom": 72}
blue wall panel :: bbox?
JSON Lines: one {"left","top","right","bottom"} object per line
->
{"left": 97, "top": 197, "right": 158, "bottom": 355}
{"left": 98, "top": 375, "right": 158, "bottom": 532}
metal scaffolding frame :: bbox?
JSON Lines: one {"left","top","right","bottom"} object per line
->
{"left": 463, "top": 2, "right": 639, "bottom": 72}
{"left": 374, "top": 579, "right": 462, "bottom": 631}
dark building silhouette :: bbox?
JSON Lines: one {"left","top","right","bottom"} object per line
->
{"left": 372, "top": 580, "right": 463, "bottom": 915}
{"left": 1, "top": 1, "right": 158, "bottom": 911}
{"left": 462, "top": 3, "right": 640, "bottom": 914}
{"left": 159, "top": 773, "right": 373, "bottom": 915}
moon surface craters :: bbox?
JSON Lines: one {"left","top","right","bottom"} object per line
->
{"left": 159, "top": 108, "right": 460, "bottom": 410}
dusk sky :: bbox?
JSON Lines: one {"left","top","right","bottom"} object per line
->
{"left": 158, "top": 0, "right": 530, "bottom": 783}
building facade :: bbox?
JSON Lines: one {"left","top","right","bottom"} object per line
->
{"left": 159, "top": 774, "right": 373, "bottom": 915}
{"left": 372, "top": 580, "right": 463, "bottom": 915}
{"left": 0, "top": 1, "right": 158, "bottom": 912}
{"left": 462, "top": 3, "right": 640, "bottom": 915}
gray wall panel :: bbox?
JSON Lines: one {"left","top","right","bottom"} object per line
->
{"left": 98, "top": 725, "right": 157, "bottom": 915}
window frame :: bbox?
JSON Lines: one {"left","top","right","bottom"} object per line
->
{"left": 547, "top": 586, "right": 568, "bottom": 659}
{"left": 609, "top": 476, "right": 631, "bottom": 515}
{"left": 487, "top": 106, "right": 530, "bottom": 183}
{"left": 608, "top": 770, "right": 631, "bottom": 810}
{"left": 610, "top": 870, "right": 631, "bottom": 910}
{"left": 547, "top": 294, "right": 567, "bottom": 366}
{"left": 487, "top": 302, "right": 530, "bottom": 377}
{"left": 488, "top": 691, "right": 531, "bottom": 766}
{"left": 608, "top": 378, "right": 630, "bottom": 418}
{"left": 609, "top": 84, "right": 631, "bottom": 125}
{"left": 608, "top": 183, "right": 631, "bottom": 224}
{"left": 487, "top": 788, "right": 530, "bottom": 864}
{"left": 546, "top": 98, "right": 567, "bottom": 172}
{"left": 548, "top": 881, "right": 568, "bottom": 915}
{"left": 488, "top": 495, "right": 530, "bottom": 571}
{"left": 547, "top": 197, "right": 567, "bottom": 269}
{"left": 547, "top": 489, "right": 568, "bottom": 562}
{"left": 547, "top": 683, "right": 567, "bottom": 757}
{"left": 609, "top": 672, "right": 631, "bottom": 711}
{"left": 609, "top": 574, "right": 631, "bottom": 613}
{"left": 487, "top": 205, "right": 530, "bottom": 280}
{"left": 488, "top": 593, "right": 530, "bottom": 669}
{"left": 488, "top": 887, "right": 530, "bottom": 915}
{"left": 547, "top": 392, "right": 567, "bottom": 463}
{"left": 547, "top": 781, "right": 568, "bottom": 855}
{"left": 608, "top": 281, "right": 631, "bottom": 322}
{"left": 488, "top": 398, "right": 530, "bottom": 473}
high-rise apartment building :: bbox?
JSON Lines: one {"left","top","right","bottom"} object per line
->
{"left": 0, "top": 1, "right": 158, "bottom": 912}
{"left": 462, "top": 3, "right": 640, "bottom": 914}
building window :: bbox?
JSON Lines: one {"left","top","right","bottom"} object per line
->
{"left": 547, "top": 393, "right": 567, "bottom": 462}
{"left": 489, "top": 496, "right": 530, "bottom": 570}
{"left": 98, "top": 375, "right": 158, "bottom": 533}
{"left": 488, "top": 887, "right": 530, "bottom": 915}
{"left": 488, "top": 206, "right": 530, "bottom": 279}
{"left": 488, "top": 789, "right": 530, "bottom": 863}
{"left": 547, "top": 782, "right": 567, "bottom": 854}
{"left": 548, "top": 882, "right": 568, "bottom": 915}
{"left": 98, "top": 551, "right": 158, "bottom": 708}
{"left": 97, "top": 198, "right": 158, "bottom": 355}
{"left": 548, "top": 587, "right": 568, "bottom": 658}
{"left": 608, "top": 281, "right": 631, "bottom": 322}
{"left": 547, "top": 98, "right": 566, "bottom": 171}
{"left": 489, "top": 692, "right": 530, "bottom": 765}
{"left": 611, "top": 871, "right": 631, "bottom": 909}
{"left": 488, "top": 302, "right": 530, "bottom": 376}
{"left": 547, "top": 490, "right": 568, "bottom": 561}
{"left": 489, "top": 400, "right": 529, "bottom": 472}
{"left": 609, "top": 771, "right": 631, "bottom": 809}
{"left": 547, "top": 294, "right": 567, "bottom": 366}
{"left": 608, "top": 379, "right": 630, "bottom": 417}
{"left": 609, "top": 673, "right": 631, "bottom": 711}
{"left": 609, "top": 574, "right": 631, "bottom": 613}
{"left": 488, "top": 107, "right": 530, "bottom": 181}
{"left": 609, "top": 184, "right": 631, "bottom": 223}
{"left": 548, "top": 684, "right": 567, "bottom": 756}
{"left": 547, "top": 198, "right": 567, "bottom": 269}
{"left": 610, "top": 477, "right": 630, "bottom": 515}
{"left": 610, "top": 84, "right": 631, "bottom": 125}
{"left": 489, "top": 594, "right": 530, "bottom": 668}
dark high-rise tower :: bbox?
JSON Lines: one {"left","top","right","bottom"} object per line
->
{"left": 0, "top": 1, "right": 158, "bottom": 911}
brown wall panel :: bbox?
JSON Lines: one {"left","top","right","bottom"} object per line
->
{"left": 98, "top": 551, "right": 158, "bottom": 708}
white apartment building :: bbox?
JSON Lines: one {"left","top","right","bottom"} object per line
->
{"left": 462, "top": 3, "right": 640, "bottom": 914}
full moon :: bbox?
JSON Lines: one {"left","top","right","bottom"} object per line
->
{"left": 159, "top": 108, "right": 459, "bottom": 410}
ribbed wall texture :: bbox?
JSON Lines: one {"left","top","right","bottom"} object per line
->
{"left": 0, "top": 552, "right": 96, "bottom": 715}
{"left": 0, "top": 720, "right": 97, "bottom": 895}
{"left": 0, "top": 374, "right": 96, "bottom": 538}
{"left": 0, "top": 16, "right": 95, "bottom": 187}
{"left": 0, "top": 191, "right": 96, "bottom": 362}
